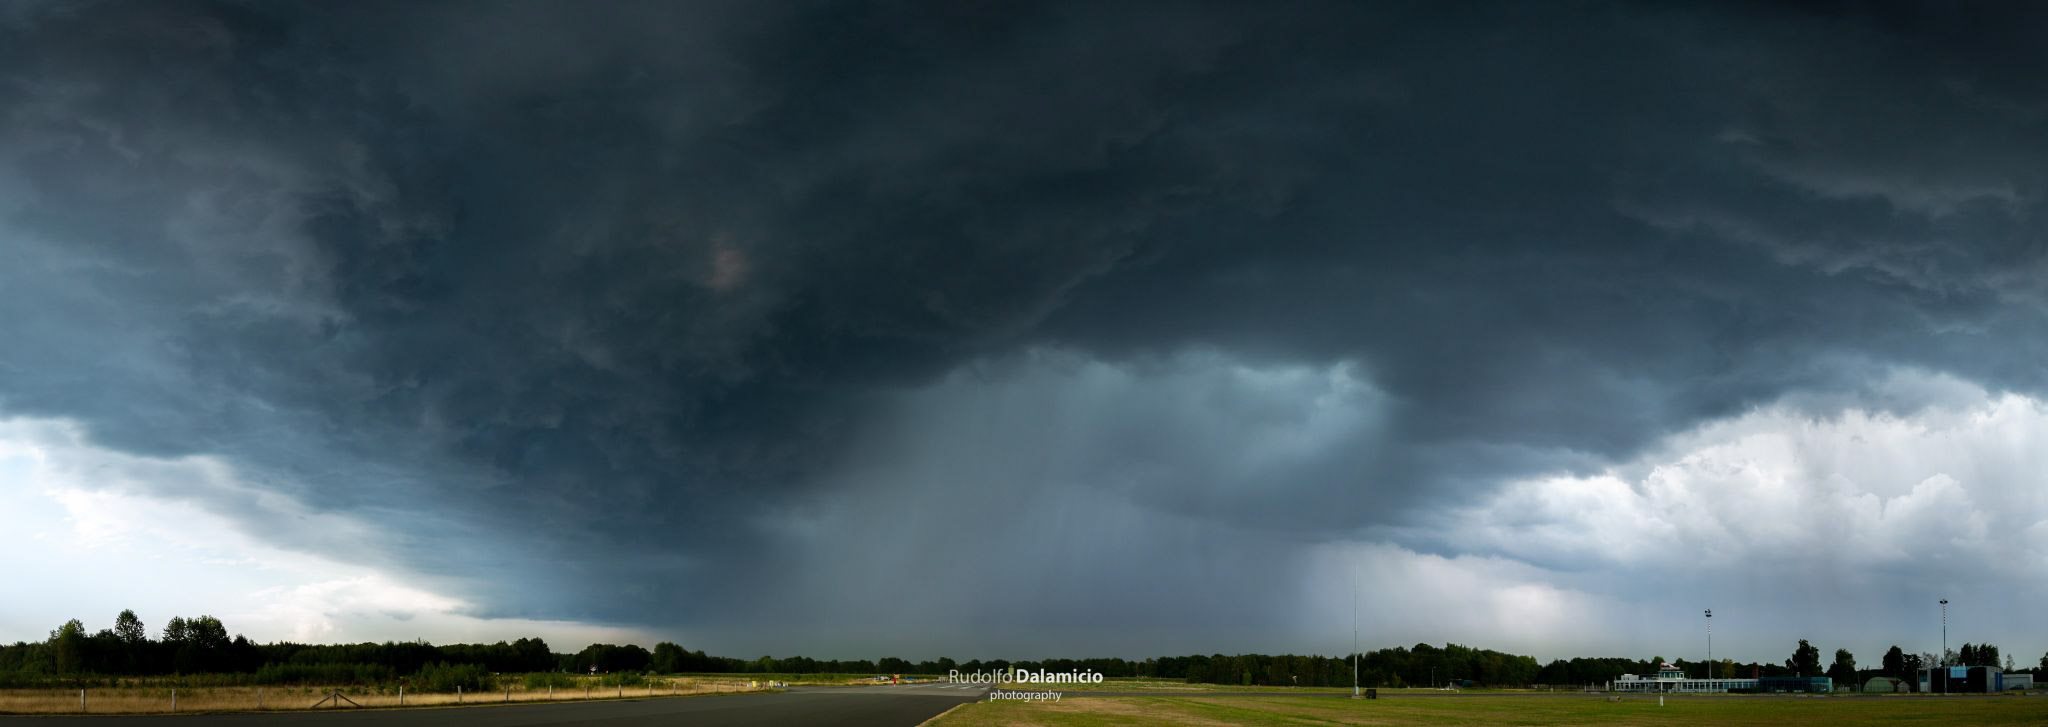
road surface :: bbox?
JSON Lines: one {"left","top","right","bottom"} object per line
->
{"left": 0, "top": 684, "right": 989, "bottom": 727}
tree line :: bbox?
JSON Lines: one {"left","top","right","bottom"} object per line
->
{"left": 1141, "top": 643, "right": 1541, "bottom": 687}
{"left": 0, "top": 611, "right": 565, "bottom": 679}
{"left": 1534, "top": 639, "right": 2024, "bottom": 692}
{"left": 0, "top": 615, "right": 1540, "bottom": 689}
{"left": 2, "top": 611, "right": 2039, "bottom": 690}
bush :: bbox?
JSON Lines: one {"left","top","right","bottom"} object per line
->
{"left": 598, "top": 671, "right": 647, "bottom": 687}
{"left": 411, "top": 662, "right": 495, "bottom": 693}
{"left": 252, "top": 662, "right": 394, "bottom": 685}
{"left": 523, "top": 672, "right": 577, "bottom": 690}
{"left": 0, "top": 671, "right": 53, "bottom": 688}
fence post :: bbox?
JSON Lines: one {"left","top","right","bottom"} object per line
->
{"left": 399, "top": 685, "right": 404, "bottom": 706}
{"left": 258, "top": 687, "right": 263, "bottom": 710}
{"left": 504, "top": 687, "right": 510, "bottom": 703}
{"left": 457, "top": 685, "right": 462, "bottom": 704}
{"left": 548, "top": 684, "right": 553, "bottom": 700}
{"left": 171, "top": 688, "right": 177, "bottom": 712}
{"left": 79, "top": 689, "right": 85, "bottom": 713}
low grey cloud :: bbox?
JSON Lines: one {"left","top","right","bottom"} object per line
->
{"left": 4, "top": 1, "right": 2046, "bottom": 660}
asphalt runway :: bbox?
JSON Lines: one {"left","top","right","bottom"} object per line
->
{"left": 0, "top": 685, "right": 989, "bottom": 727}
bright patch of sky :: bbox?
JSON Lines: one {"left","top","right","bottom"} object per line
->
{"left": 0, "top": 417, "right": 647, "bottom": 648}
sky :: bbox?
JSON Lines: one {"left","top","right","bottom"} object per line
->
{"left": 3, "top": 0, "right": 2046, "bottom": 668}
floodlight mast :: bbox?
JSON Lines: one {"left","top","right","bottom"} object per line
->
{"left": 1352, "top": 561, "right": 1360, "bottom": 697}
{"left": 1939, "top": 599, "right": 1949, "bottom": 695}
{"left": 1704, "top": 609, "right": 1712, "bottom": 680}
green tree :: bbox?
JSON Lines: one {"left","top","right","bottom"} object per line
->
{"left": 162, "top": 616, "right": 190, "bottom": 644}
{"left": 50, "top": 619, "right": 87, "bottom": 674}
{"left": 1786, "top": 640, "right": 1820, "bottom": 677}
{"left": 1881, "top": 646, "right": 1906, "bottom": 681}
{"left": 113, "top": 610, "right": 146, "bottom": 644}
{"left": 574, "top": 643, "right": 652, "bottom": 673}
{"left": 650, "top": 642, "right": 686, "bottom": 673}
{"left": 186, "top": 615, "right": 230, "bottom": 649}
{"left": 511, "top": 637, "right": 553, "bottom": 672}
{"left": 1826, "top": 648, "right": 1855, "bottom": 685}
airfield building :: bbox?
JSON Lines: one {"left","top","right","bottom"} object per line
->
{"left": 1608, "top": 662, "right": 1759, "bottom": 693}
{"left": 1920, "top": 665, "right": 2010, "bottom": 693}
{"left": 1754, "top": 676, "right": 1833, "bottom": 693}
{"left": 1860, "top": 676, "right": 1908, "bottom": 693}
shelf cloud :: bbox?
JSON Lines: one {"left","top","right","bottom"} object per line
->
{"left": 3, "top": 1, "right": 2045, "bottom": 662}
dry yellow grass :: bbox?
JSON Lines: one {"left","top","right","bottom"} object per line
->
{"left": 0, "top": 678, "right": 769, "bottom": 715}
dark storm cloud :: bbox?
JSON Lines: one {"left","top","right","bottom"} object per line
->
{"left": 5, "top": 0, "right": 2047, "bottom": 651}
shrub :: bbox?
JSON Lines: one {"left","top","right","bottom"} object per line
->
{"left": 252, "top": 662, "right": 394, "bottom": 686}
{"left": 411, "top": 662, "right": 495, "bottom": 693}
{"left": 523, "top": 672, "right": 577, "bottom": 690}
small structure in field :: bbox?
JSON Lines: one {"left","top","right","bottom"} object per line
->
{"left": 1860, "top": 677, "right": 1908, "bottom": 693}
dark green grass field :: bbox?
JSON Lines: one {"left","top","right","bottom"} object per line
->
{"left": 931, "top": 693, "right": 2048, "bottom": 725}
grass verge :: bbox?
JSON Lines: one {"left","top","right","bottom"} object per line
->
{"left": 0, "top": 677, "right": 768, "bottom": 715}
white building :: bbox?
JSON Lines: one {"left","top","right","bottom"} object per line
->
{"left": 1609, "top": 662, "right": 1758, "bottom": 693}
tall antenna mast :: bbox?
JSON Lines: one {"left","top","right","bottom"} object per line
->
{"left": 1352, "top": 558, "right": 1360, "bottom": 697}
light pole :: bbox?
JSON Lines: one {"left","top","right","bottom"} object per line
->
{"left": 1351, "top": 563, "right": 1360, "bottom": 698}
{"left": 1939, "top": 599, "right": 1948, "bottom": 695}
{"left": 1703, "top": 610, "right": 1712, "bottom": 680}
